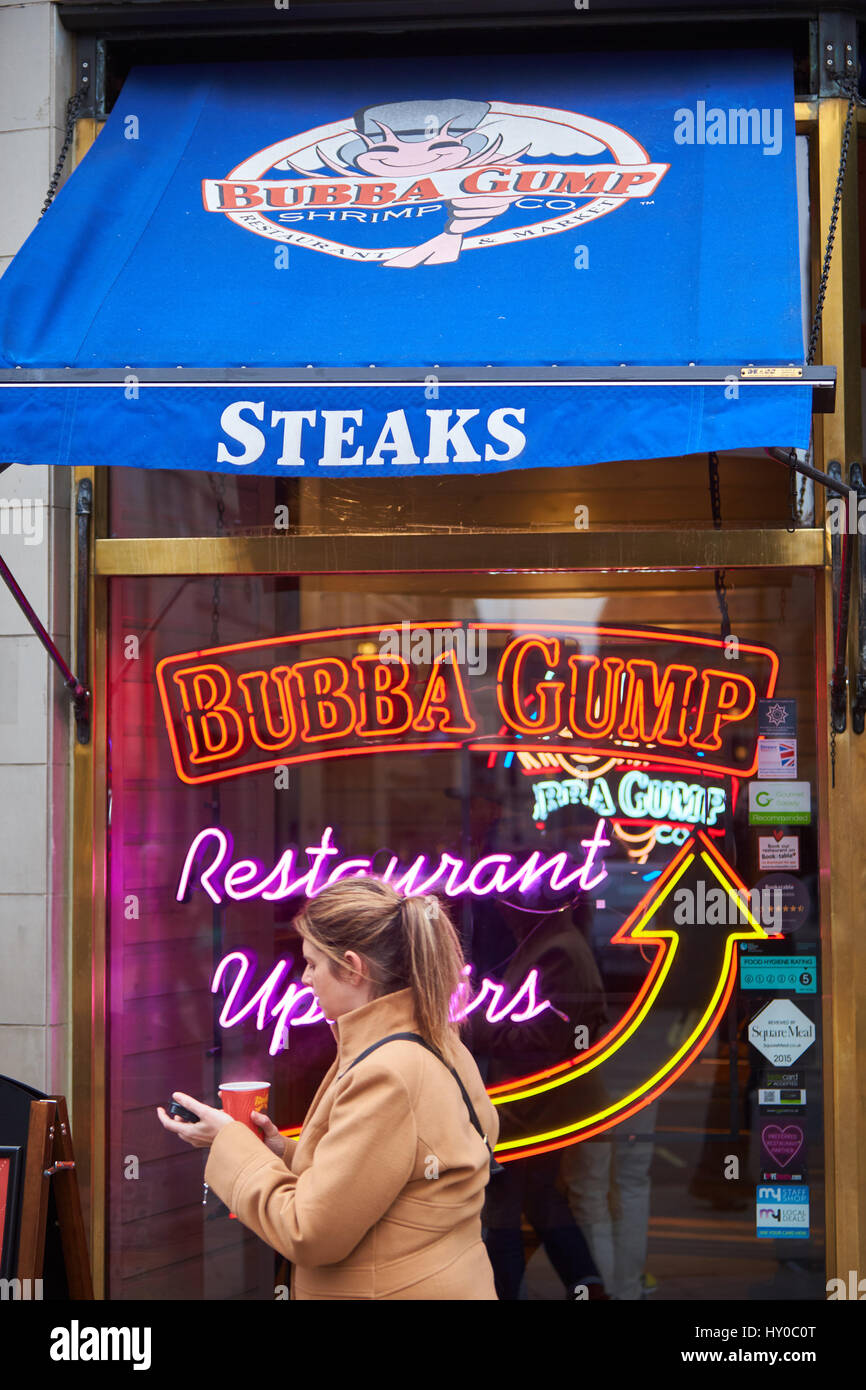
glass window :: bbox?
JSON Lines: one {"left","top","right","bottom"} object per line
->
{"left": 107, "top": 450, "right": 803, "bottom": 539}
{"left": 107, "top": 567, "right": 824, "bottom": 1299}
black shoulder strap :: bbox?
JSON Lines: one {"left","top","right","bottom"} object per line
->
{"left": 340, "top": 1031, "right": 492, "bottom": 1152}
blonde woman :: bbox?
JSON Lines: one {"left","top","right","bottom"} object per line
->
{"left": 157, "top": 876, "right": 499, "bottom": 1300}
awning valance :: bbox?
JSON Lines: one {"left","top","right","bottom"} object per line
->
{"left": 0, "top": 51, "right": 831, "bottom": 476}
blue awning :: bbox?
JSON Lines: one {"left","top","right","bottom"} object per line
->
{"left": 0, "top": 51, "right": 831, "bottom": 477}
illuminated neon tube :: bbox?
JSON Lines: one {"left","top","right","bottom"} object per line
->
{"left": 212, "top": 953, "right": 556, "bottom": 1055}
{"left": 177, "top": 820, "right": 610, "bottom": 905}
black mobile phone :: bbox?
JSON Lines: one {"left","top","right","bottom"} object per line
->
{"left": 167, "top": 1100, "right": 200, "bottom": 1123}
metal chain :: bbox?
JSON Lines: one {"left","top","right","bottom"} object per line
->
{"left": 830, "top": 713, "right": 836, "bottom": 789}
{"left": 809, "top": 75, "right": 864, "bottom": 788}
{"left": 806, "top": 77, "right": 859, "bottom": 367}
{"left": 781, "top": 78, "right": 860, "bottom": 526}
{"left": 796, "top": 441, "right": 810, "bottom": 525}
{"left": 41, "top": 87, "right": 87, "bottom": 217}
{"left": 207, "top": 473, "right": 227, "bottom": 646}
{"left": 708, "top": 451, "right": 731, "bottom": 639}
{"left": 787, "top": 456, "right": 799, "bottom": 532}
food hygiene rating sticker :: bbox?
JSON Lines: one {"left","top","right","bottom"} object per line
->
{"left": 740, "top": 955, "right": 816, "bottom": 994}
{"left": 755, "top": 1184, "right": 809, "bottom": 1238}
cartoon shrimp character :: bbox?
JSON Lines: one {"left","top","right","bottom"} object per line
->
{"left": 276, "top": 98, "right": 606, "bottom": 268}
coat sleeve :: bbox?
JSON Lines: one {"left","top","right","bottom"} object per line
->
{"left": 204, "top": 1061, "right": 419, "bottom": 1268}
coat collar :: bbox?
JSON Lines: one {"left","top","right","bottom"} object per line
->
{"left": 332, "top": 987, "right": 420, "bottom": 1069}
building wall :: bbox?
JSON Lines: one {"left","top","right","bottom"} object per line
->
{"left": 0, "top": 0, "right": 74, "bottom": 1097}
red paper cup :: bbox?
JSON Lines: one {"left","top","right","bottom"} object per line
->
{"left": 219, "top": 1081, "right": 270, "bottom": 1140}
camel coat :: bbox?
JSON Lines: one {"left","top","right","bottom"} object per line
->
{"left": 204, "top": 987, "right": 499, "bottom": 1299}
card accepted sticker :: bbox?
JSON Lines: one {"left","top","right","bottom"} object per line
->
{"left": 756, "top": 1184, "right": 809, "bottom": 1238}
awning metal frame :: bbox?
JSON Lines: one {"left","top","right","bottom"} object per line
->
{"left": 0, "top": 363, "right": 837, "bottom": 411}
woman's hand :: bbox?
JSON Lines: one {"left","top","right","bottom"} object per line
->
{"left": 249, "top": 1110, "right": 288, "bottom": 1157}
{"left": 156, "top": 1091, "right": 236, "bottom": 1149}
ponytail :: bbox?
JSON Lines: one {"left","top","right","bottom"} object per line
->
{"left": 293, "top": 876, "right": 466, "bottom": 1063}
{"left": 399, "top": 894, "right": 466, "bottom": 1064}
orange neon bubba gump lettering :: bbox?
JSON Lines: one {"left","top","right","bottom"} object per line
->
{"left": 689, "top": 670, "right": 757, "bottom": 751}
{"left": 351, "top": 655, "right": 414, "bottom": 737}
{"left": 172, "top": 664, "right": 245, "bottom": 764}
{"left": 615, "top": 659, "right": 697, "bottom": 746}
{"left": 410, "top": 650, "right": 476, "bottom": 734}
{"left": 566, "top": 655, "right": 624, "bottom": 738}
{"left": 497, "top": 635, "right": 566, "bottom": 734}
{"left": 236, "top": 666, "right": 297, "bottom": 751}
{"left": 156, "top": 625, "right": 772, "bottom": 782}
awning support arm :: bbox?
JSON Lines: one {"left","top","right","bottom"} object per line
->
{"left": 0, "top": 469, "right": 90, "bottom": 743}
{"left": 765, "top": 446, "right": 851, "bottom": 498}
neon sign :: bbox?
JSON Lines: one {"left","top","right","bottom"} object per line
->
{"left": 212, "top": 953, "right": 556, "bottom": 1056}
{"left": 531, "top": 771, "right": 727, "bottom": 827}
{"left": 154, "top": 626, "right": 784, "bottom": 1160}
{"left": 197, "top": 830, "right": 774, "bottom": 1158}
{"left": 155, "top": 623, "right": 778, "bottom": 784}
{"left": 177, "top": 821, "right": 610, "bottom": 905}
{"left": 489, "top": 831, "right": 774, "bottom": 1161}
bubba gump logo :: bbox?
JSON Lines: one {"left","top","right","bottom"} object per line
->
{"left": 155, "top": 623, "right": 777, "bottom": 785}
{"left": 201, "top": 98, "right": 669, "bottom": 267}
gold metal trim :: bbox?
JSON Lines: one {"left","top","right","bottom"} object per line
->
{"left": 795, "top": 100, "right": 816, "bottom": 131}
{"left": 817, "top": 100, "right": 863, "bottom": 467}
{"left": 71, "top": 465, "right": 107, "bottom": 1299}
{"left": 815, "top": 563, "right": 836, "bottom": 1283}
{"left": 817, "top": 95, "right": 865, "bottom": 1283}
{"left": 70, "top": 114, "right": 107, "bottom": 1299}
{"left": 94, "top": 529, "right": 826, "bottom": 576}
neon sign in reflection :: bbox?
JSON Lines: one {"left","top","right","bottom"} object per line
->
{"left": 531, "top": 771, "right": 727, "bottom": 826}
{"left": 212, "top": 952, "right": 556, "bottom": 1056}
{"left": 177, "top": 821, "right": 609, "bottom": 905}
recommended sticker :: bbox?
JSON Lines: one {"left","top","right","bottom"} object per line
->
{"left": 748, "top": 782, "right": 811, "bottom": 825}
{"left": 758, "top": 833, "right": 800, "bottom": 871}
{"left": 758, "top": 738, "right": 798, "bottom": 778}
{"left": 756, "top": 1184, "right": 809, "bottom": 1238}
{"left": 740, "top": 955, "right": 816, "bottom": 994}
{"left": 748, "top": 998, "right": 815, "bottom": 1065}
{"left": 758, "top": 699, "right": 797, "bottom": 738}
